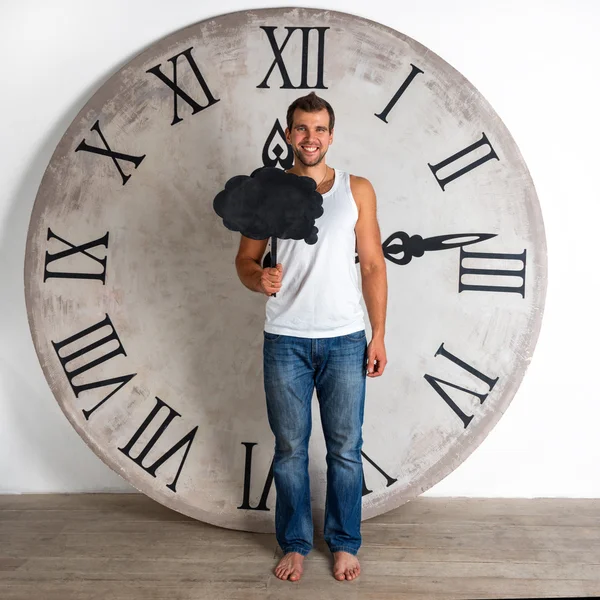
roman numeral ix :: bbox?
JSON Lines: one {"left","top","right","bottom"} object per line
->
{"left": 146, "top": 46, "right": 220, "bottom": 126}
{"left": 257, "top": 26, "right": 329, "bottom": 89}
{"left": 44, "top": 228, "right": 109, "bottom": 284}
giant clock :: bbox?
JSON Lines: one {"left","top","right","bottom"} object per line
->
{"left": 24, "top": 8, "right": 547, "bottom": 532}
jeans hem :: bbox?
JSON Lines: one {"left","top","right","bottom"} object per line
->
{"left": 329, "top": 546, "right": 359, "bottom": 555}
{"left": 281, "top": 546, "right": 311, "bottom": 556}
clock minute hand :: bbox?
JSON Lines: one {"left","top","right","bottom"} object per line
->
{"left": 382, "top": 232, "right": 497, "bottom": 266}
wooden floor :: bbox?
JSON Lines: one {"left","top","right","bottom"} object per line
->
{"left": 1, "top": 495, "right": 599, "bottom": 600}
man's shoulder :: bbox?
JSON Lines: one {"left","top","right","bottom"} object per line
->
{"left": 347, "top": 174, "right": 375, "bottom": 196}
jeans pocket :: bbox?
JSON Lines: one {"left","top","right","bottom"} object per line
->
{"left": 345, "top": 330, "right": 366, "bottom": 341}
{"left": 264, "top": 331, "right": 281, "bottom": 342}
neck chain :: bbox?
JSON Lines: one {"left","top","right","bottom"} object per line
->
{"left": 316, "top": 167, "right": 329, "bottom": 191}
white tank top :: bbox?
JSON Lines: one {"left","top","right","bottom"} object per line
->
{"left": 264, "top": 169, "right": 365, "bottom": 338}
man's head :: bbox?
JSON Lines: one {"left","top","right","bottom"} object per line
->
{"left": 285, "top": 92, "right": 335, "bottom": 168}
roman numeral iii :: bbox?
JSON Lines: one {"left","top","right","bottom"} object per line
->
{"left": 459, "top": 247, "right": 527, "bottom": 297}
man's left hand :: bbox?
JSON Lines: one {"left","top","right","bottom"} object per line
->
{"left": 366, "top": 337, "right": 387, "bottom": 377}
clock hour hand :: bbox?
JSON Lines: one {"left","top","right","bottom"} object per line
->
{"left": 381, "top": 231, "right": 497, "bottom": 265}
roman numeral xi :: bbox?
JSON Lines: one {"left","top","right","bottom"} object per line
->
{"left": 146, "top": 46, "right": 220, "bottom": 126}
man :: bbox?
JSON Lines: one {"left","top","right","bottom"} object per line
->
{"left": 235, "top": 92, "right": 387, "bottom": 582}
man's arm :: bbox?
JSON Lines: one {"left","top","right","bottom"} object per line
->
{"left": 235, "top": 235, "right": 282, "bottom": 296}
{"left": 351, "top": 175, "right": 388, "bottom": 377}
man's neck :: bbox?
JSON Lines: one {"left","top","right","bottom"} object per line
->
{"left": 288, "top": 162, "right": 330, "bottom": 186}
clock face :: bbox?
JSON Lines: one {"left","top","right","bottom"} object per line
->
{"left": 25, "top": 7, "right": 547, "bottom": 532}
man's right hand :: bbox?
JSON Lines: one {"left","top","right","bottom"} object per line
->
{"left": 260, "top": 263, "right": 283, "bottom": 296}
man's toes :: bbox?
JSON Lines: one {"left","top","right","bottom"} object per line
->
{"left": 289, "top": 569, "right": 301, "bottom": 581}
{"left": 334, "top": 571, "right": 346, "bottom": 581}
{"left": 276, "top": 567, "right": 288, "bottom": 580}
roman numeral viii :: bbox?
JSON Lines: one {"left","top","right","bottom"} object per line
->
{"left": 44, "top": 228, "right": 109, "bottom": 284}
{"left": 257, "top": 26, "right": 329, "bottom": 89}
{"left": 424, "top": 343, "right": 499, "bottom": 428}
{"left": 429, "top": 133, "right": 499, "bottom": 191}
{"left": 146, "top": 46, "right": 220, "bottom": 126}
{"left": 51, "top": 314, "right": 136, "bottom": 420}
{"left": 118, "top": 396, "right": 198, "bottom": 493}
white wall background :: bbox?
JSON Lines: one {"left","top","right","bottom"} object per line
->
{"left": 1, "top": 0, "right": 598, "bottom": 497}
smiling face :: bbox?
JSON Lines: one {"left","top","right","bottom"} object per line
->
{"left": 286, "top": 108, "right": 334, "bottom": 168}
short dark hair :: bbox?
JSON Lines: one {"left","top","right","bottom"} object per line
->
{"left": 286, "top": 92, "right": 335, "bottom": 131}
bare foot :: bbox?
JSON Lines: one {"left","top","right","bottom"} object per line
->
{"left": 274, "top": 552, "right": 304, "bottom": 581}
{"left": 333, "top": 551, "right": 360, "bottom": 581}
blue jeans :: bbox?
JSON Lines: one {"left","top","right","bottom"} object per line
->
{"left": 263, "top": 330, "right": 367, "bottom": 556}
